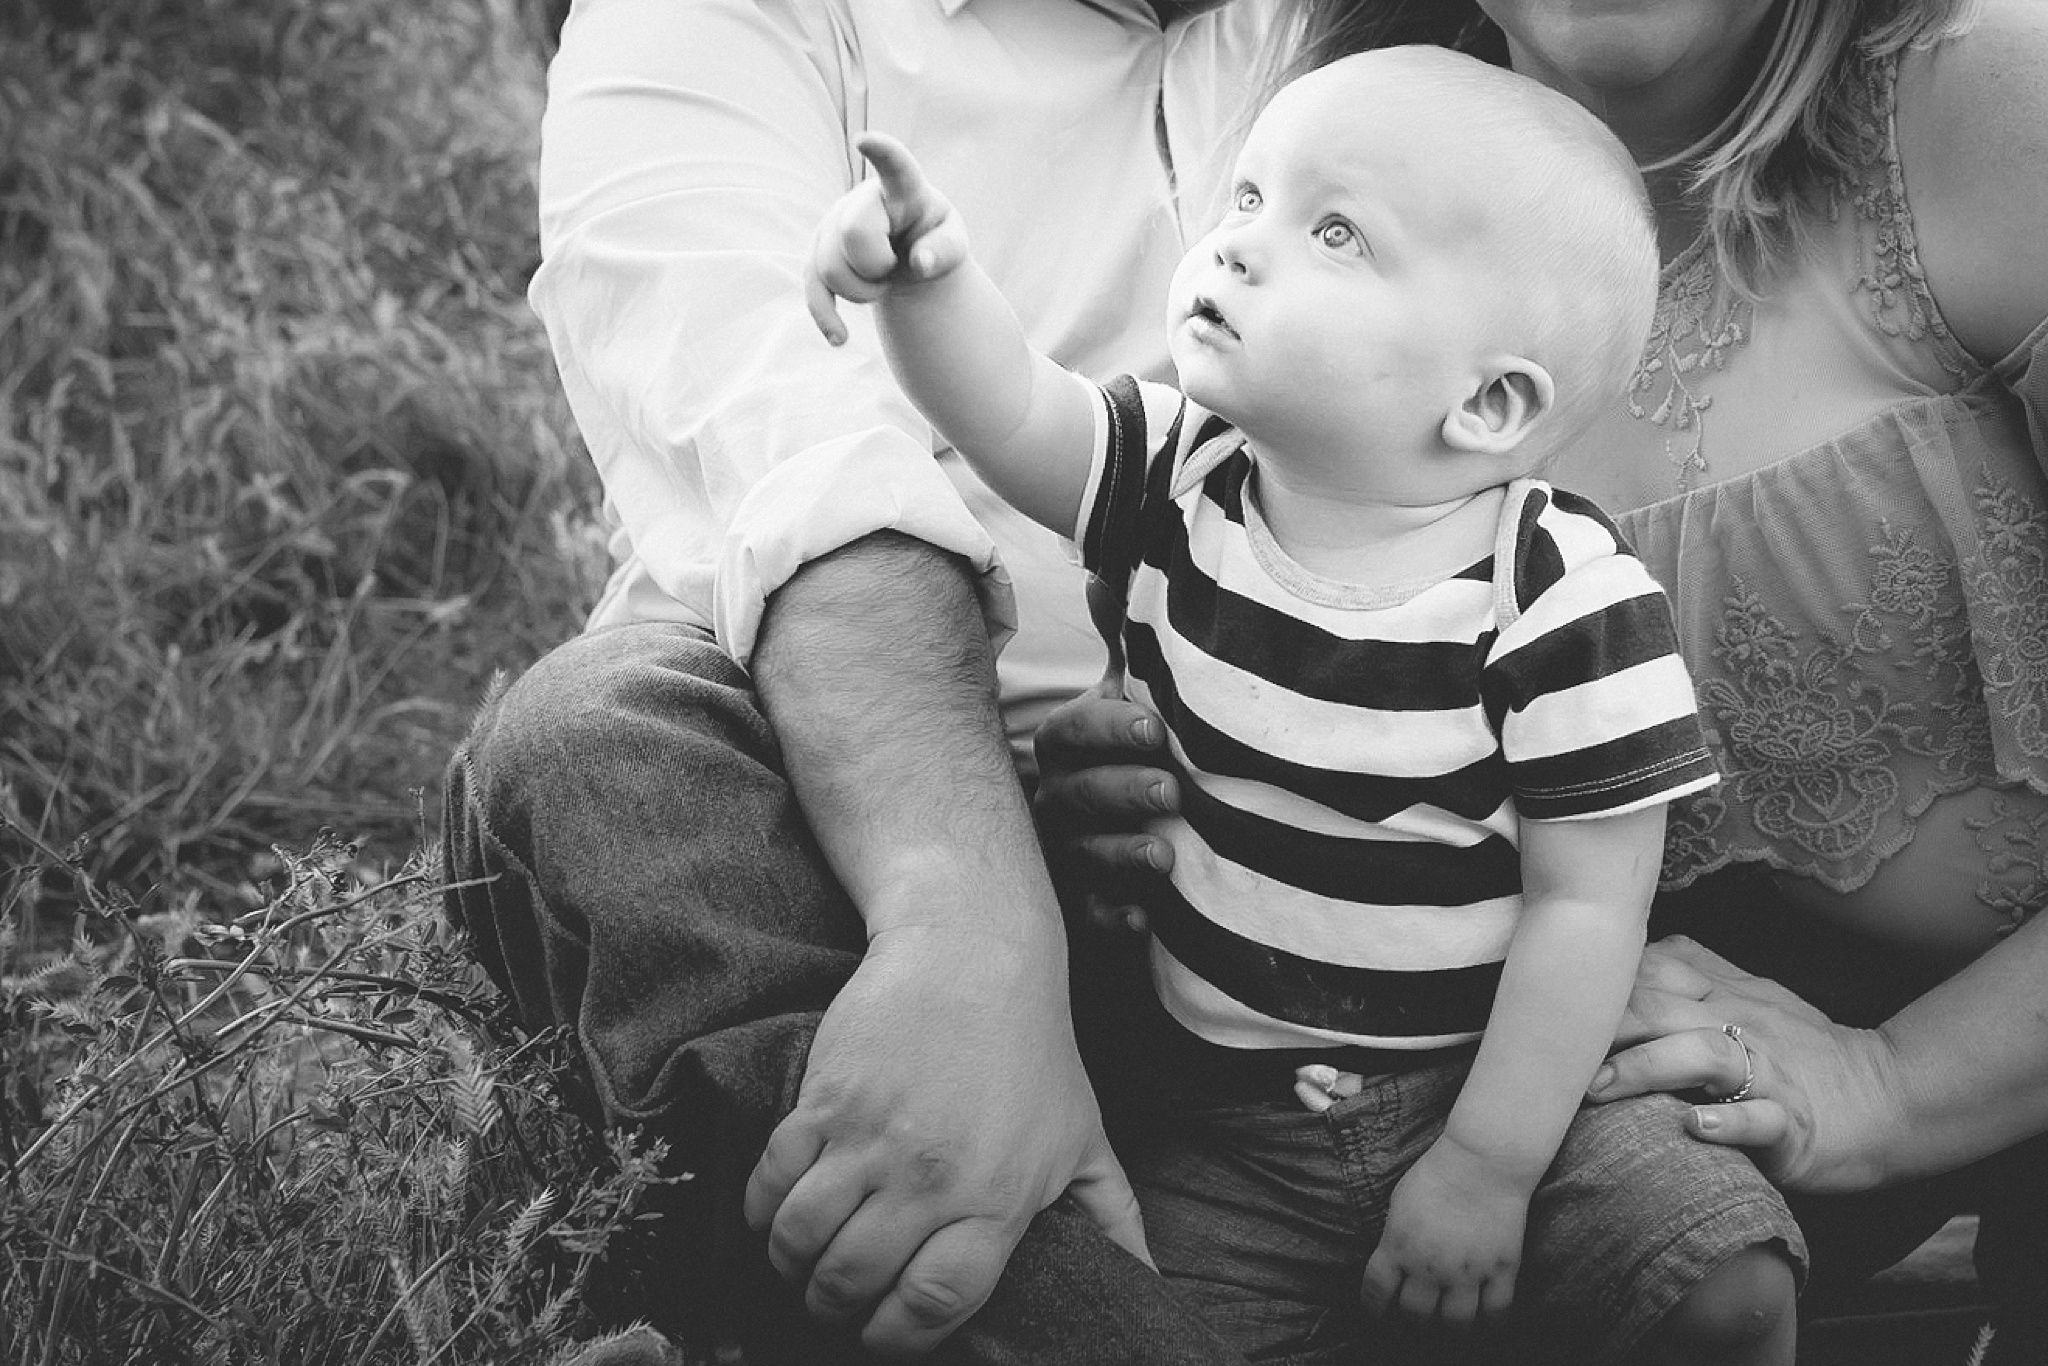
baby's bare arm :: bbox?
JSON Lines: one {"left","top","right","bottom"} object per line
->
{"left": 1444, "top": 805, "right": 1663, "bottom": 1173}
{"left": 806, "top": 133, "right": 1097, "bottom": 535}
{"left": 1361, "top": 806, "right": 1664, "bottom": 1325}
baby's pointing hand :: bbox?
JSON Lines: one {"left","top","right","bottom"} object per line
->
{"left": 806, "top": 131, "right": 971, "bottom": 345}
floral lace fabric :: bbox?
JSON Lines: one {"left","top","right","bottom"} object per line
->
{"left": 1612, "top": 52, "right": 2048, "bottom": 902}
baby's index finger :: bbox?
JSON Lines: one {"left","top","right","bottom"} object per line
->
{"left": 855, "top": 131, "right": 929, "bottom": 217}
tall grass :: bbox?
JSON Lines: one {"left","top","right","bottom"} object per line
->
{"left": 1, "top": 1, "right": 671, "bottom": 1359}
{"left": 2, "top": 832, "right": 675, "bottom": 1365}
{"left": 0, "top": 0, "right": 608, "bottom": 913}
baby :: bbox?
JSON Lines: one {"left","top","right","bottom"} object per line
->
{"left": 809, "top": 44, "right": 1803, "bottom": 1366}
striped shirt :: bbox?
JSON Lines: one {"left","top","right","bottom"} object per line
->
{"left": 1078, "top": 377, "right": 1719, "bottom": 1051}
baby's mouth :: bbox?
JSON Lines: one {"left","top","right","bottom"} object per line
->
{"left": 1190, "top": 296, "right": 1237, "bottom": 338}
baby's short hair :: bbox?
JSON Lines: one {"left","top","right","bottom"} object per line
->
{"left": 1324, "top": 48, "right": 1660, "bottom": 453}
{"left": 1462, "top": 65, "right": 1659, "bottom": 446}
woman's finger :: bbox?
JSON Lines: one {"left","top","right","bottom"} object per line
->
{"left": 1588, "top": 1024, "right": 1752, "bottom": 1103}
{"left": 1645, "top": 934, "right": 1782, "bottom": 998}
{"left": 1645, "top": 932, "right": 1749, "bottom": 976}
{"left": 1650, "top": 936, "right": 1827, "bottom": 1024}
{"left": 1683, "top": 1096, "right": 1792, "bottom": 1155}
{"left": 1633, "top": 938, "right": 1721, "bottom": 1001}
{"left": 1614, "top": 976, "right": 1723, "bottom": 1046}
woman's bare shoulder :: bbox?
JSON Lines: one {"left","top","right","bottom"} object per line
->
{"left": 1894, "top": 0, "right": 2048, "bottom": 364}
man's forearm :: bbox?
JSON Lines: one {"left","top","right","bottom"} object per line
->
{"left": 753, "top": 530, "right": 1065, "bottom": 954}
{"left": 744, "top": 533, "right": 1149, "bottom": 1350}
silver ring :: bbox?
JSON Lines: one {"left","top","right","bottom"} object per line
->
{"left": 1710, "top": 1022, "right": 1755, "bottom": 1104}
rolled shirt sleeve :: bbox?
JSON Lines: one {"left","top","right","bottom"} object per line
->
{"left": 530, "top": 0, "right": 1003, "bottom": 663}
{"left": 715, "top": 427, "right": 1012, "bottom": 665}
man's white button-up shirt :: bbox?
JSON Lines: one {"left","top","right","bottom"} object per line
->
{"left": 531, "top": 0, "right": 1277, "bottom": 749}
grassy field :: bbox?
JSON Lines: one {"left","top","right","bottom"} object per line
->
{"left": 0, "top": 1, "right": 670, "bottom": 1359}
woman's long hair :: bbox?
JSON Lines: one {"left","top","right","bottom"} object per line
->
{"left": 1266, "top": 0, "right": 1982, "bottom": 293}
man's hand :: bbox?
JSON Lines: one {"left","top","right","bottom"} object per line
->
{"left": 744, "top": 920, "right": 1150, "bottom": 1357}
{"left": 807, "top": 131, "right": 972, "bottom": 346}
{"left": 1031, "top": 683, "right": 1180, "bottom": 933}
{"left": 1361, "top": 1138, "right": 1525, "bottom": 1331}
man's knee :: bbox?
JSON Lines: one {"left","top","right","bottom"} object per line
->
{"left": 440, "top": 625, "right": 766, "bottom": 1017}
{"left": 443, "top": 620, "right": 859, "bottom": 1025}
{"left": 458, "top": 624, "right": 757, "bottom": 816}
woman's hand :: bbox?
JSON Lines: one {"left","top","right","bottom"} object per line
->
{"left": 1586, "top": 935, "right": 1902, "bottom": 1194}
{"left": 1032, "top": 683, "right": 1179, "bottom": 932}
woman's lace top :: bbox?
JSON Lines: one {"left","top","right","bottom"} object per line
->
{"left": 1551, "top": 50, "right": 2048, "bottom": 901}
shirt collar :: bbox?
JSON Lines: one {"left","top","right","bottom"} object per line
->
{"left": 1169, "top": 428, "right": 1249, "bottom": 500}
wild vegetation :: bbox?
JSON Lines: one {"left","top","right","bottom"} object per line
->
{"left": 0, "top": 1, "right": 670, "bottom": 1359}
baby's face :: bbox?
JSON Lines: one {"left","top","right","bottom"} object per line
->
{"left": 1167, "top": 65, "right": 1519, "bottom": 505}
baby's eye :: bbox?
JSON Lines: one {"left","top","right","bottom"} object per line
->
{"left": 1316, "top": 219, "right": 1362, "bottom": 254}
{"left": 1232, "top": 184, "right": 1263, "bottom": 214}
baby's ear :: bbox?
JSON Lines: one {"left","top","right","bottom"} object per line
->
{"left": 1441, "top": 358, "right": 1553, "bottom": 457}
